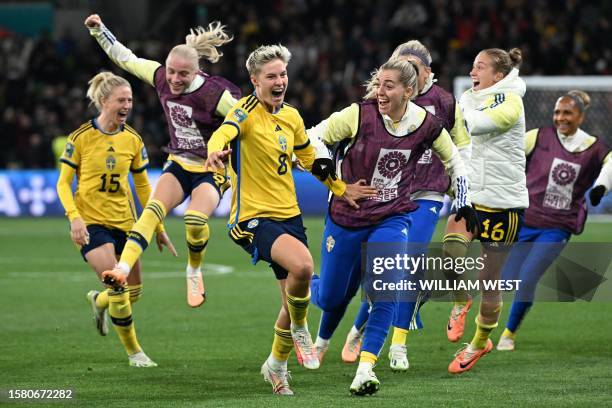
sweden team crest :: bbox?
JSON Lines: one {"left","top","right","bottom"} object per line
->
{"left": 106, "top": 155, "right": 116, "bottom": 170}
{"left": 279, "top": 135, "right": 287, "bottom": 152}
{"left": 326, "top": 235, "right": 335, "bottom": 252}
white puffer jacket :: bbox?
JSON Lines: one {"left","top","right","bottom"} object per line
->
{"left": 460, "top": 68, "right": 529, "bottom": 209}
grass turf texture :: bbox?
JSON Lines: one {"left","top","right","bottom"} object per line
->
{"left": 1, "top": 217, "right": 611, "bottom": 407}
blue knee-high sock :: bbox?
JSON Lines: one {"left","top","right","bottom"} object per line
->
{"left": 393, "top": 290, "right": 428, "bottom": 330}
{"left": 310, "top": 274, "right": 322, "bottom": 309}
{"left": 319, "top": 307, "right": 349, "bottom": 339}
{"left": 361, "top": 301, "right": 395, "bottom": 355}
{"left": 312, "top": 274, "right": 350, "bottom": 340}
{"left": 393, "top": 301, "right": 417, "bottom": 330}
{"left": 353, "top": 301, "right": 370, "bottom": 330}
{"left": 506, "top": 301, "right": 533, "bottom": 333}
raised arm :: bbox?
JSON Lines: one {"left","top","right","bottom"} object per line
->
{"left": 84, "top": 14, "right": 161, "bottom": 86}
{"left": 463, "top": 92, "right": 523, "bottom": 136}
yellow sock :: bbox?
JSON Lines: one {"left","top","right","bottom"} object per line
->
{"left": 120, "top": 200, "right": 166, "bottom": 270}
{"left": 272, "top": 326, "right": 294, "bottom": 361}
{"left": 359, "top": 351, "right": 377, "bottom": 365}
{"left": 470, "top": 316, "right": 498, "bottom": 350}
{"left": 127, "top": 284, "right": 142, "bottom": 304}
{"left": 108, "top": 290, "right": 141, "bottom": 355}
{"left": 502, "top": 327, "right": 515, "bottom": 340}
{"left": 184, "top": 210, "right": 209, "bottom": 269}
{"left": 442, "top": 233, "right": 471, "bottom": 303}
{"left": 391, "top": 327, "right": 409, "bottom": 346}
{"left": 95, "top": 289, "right": 109, "bottom": 309}
{"left": 286, "top": 291, "right": 310, "bottom": 327}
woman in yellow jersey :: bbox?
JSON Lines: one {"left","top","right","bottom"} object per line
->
{"left": 57, "top": 72, "right": 175, "bottom": 367}
{"left": 84, "top": 14, "right": 241, "bottom": 307}
{"left": 205, "top": 44, "right": 376, "bottom": 395}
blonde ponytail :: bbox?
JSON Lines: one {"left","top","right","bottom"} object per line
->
{"left": 185, "top": 21, "right": 233, "bottom": 63}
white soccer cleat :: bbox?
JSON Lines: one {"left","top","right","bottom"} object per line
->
{"left": 315, "top": 343, "right": 328, "bottom": 364}
{"left": 388, "top": 344, "right": 409, "bottom": 372}
{"left": 496, "top": 335, "right": 515, "bottom": 351}
{"left": 349, "top": 367, "right": 380, "bottom": 396}
{"left": 86, "top": 290, "right": 108, "bottom": 336}
{"left": 128, "top": 351, "right": 158, "bottom": 368}
{"left": 260, "top": 361, "right": 294, "bottom": 395}
{"left": 291, "top": 326, "right": 320, "bottom": 369}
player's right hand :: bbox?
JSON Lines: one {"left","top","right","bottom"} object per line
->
{"left": 589, "top": 185, "right": 606, "bottom": 206}
{"left": 156, "top": 231, "right": 178, "bottom": 257}
{"left": 311, "top": 158, "right": 336, "bottom": 181}
{"left": 70, "top": 217, "right": 90, "bottom": 246}
{"left": 84, "top": 14, "right": 102, "bottom": 29}
{"left": 342, "top": 179, "right": 378, "bottom": 209}
{"left": 454, "top": 205, "right": 479, "bottom": 235}
{"left": 204, "top": 149, "right": 232, "bottom": 172}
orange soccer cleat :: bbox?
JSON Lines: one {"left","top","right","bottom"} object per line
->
{"left": 341, "top": 329, "right": 363, "bottom": 363}
{"left": 186, "top": 266, "right": 206, "bottom": 307}
{"left": 101, "top": 268, "right": 127, "bottom": 290}
{"left": 448, "top": 339, "right": 493, "bottom": 374}
{"left": 446, "top": 296, "right": 473, "bottom": 342}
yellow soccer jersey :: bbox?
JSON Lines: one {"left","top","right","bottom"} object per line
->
{"left": 209, "top": 95, "right": 320, "bottom": 224}
{"left": 59, "top": 120, "right": 149, "bottom": 231}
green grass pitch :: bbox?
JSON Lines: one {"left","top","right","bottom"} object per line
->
{"left": 1, "top": 217, "right": 611, "bottom": 407}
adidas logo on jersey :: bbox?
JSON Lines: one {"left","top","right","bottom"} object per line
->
{"left": 107, "top": 146, "right": 115, "bottom": 152}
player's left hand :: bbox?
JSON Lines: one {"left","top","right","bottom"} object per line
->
{"left": 311, "top": 158, "right": 337, "bottom": 181}
{"left": 455, "top": 205, "right": 479, "bottom": 235}
{"left": 205, "top": 149, "right": 231, "bottom": 172}
{"left": 342, "top": 179, "right": 379, "bottom": 209}
{"left": 156, "top": 231, "right": 178, "bottom": 256}
{"left": 589, "top": 185, "right": 606, "bottom": 206}
{"left": 292, "top": 159, "right": 306, "bottom": 171}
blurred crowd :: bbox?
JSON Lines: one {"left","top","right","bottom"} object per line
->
{"left": 1, "top": 0, "right": 610, "bottom": 168}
